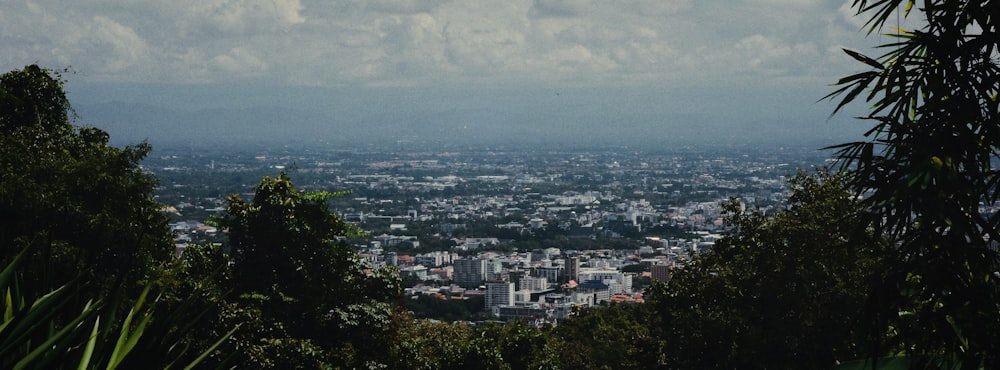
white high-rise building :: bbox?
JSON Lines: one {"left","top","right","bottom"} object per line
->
{"left": 485, "top": 281, "right": 515, "bottom": 309}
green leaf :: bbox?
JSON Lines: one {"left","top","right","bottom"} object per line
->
{"left": 106, "top": 286, "right": 152, "bottom": 370}
{"left": 77, "top": 316, "right": 100, "bottom": 370}
{"left": 12, "top": 302, "right": 96, "bottom": 370}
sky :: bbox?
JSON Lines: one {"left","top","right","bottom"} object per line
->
{"left": 0, "top": 0, "right": 902, "bottom": 149}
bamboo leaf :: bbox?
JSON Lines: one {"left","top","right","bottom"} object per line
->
{"left": 843, "top": 48, "right": 886, "bottom": 69}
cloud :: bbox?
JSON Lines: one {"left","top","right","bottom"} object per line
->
{"left": 204, "top": 0, "right": 305, "bottom": 34}
{"left": 209, "top": 47, "right": 267, "bottom": 75}
{"left": 83, "top": 16, "right": 150, "bottom": 72}
{"left": 529, "top": 0, "right": 593, "bottom": 18}
{"left": 0, "top": 0, "right": 877, "bottom": 87}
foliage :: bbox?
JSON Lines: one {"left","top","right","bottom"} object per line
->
{"left": 549, "top": 303, "right": 662, "bottom": 369}
{"left": 0, "top": 247, "right": 234, "bottom": 369}
{"left": 0, "top": 65, "right": 173, "bottom": 299}
{"left": 388, "top": 317, "right": 476, "bottom": 370}
{"left": 827, "top": 1, "right": 1000, "bottom": 366}
{"left": 380, "top": 312, "right": 570, "bottom": 370}
{"left": 646, "top": 171, "right": 888, "bottom": 369}
{"left": 151, "top": 242, "right": 244, "bottom": 368}
{"left": 0, "top": 65, "right": 234, "bottom": 369}
{"left": 469, "top": 321, "right": 558, "bottom": 370}
{"left": 213, "top": 172, "right": 401, "bottom": 368}
{"left": 0, "top": 65, "right": 73, "bottom": 132}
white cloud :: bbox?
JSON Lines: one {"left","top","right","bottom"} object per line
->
{"left": 84, "top": 16, "right": 150, "bottom": 72}
{"left": 0, "top": 0, "right": 881, "bottom": 87}
{"left": 209, "top": 47, "right": 267, "bottom": 75}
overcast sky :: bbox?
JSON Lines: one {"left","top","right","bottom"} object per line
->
{"left": 0, "top": 0, "right": 901, "bottom": 148}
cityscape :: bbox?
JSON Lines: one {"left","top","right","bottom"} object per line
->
{"left": 160, "top": 142, "right": 834, "bottom": 325}
{"left": 6, "top": 0, "right": 996, "bottom": 366}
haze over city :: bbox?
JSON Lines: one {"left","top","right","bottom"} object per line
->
{"left": 1, "top": 1, "right": 896, "bottom": 149}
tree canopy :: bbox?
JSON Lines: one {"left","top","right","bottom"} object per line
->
{"left": 0, "top": 65, "right": 172, "bottom": 297}
{"left": 647, "top": 171, "right": 888, "bottom": 369}
{"left": 0, "top": 65, "right": 229, "bottom": 369}
{"left": 213, "top": 173, "right": 401, "bottom": 368}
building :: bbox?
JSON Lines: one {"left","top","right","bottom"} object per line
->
{"left": 414, "top": 251, "right": 456, "bottom": 267}
{"left": 532, "top": 265, "right": 563, "bottom": 283}
{"left": 486, "top": 257, "right": 505, "bottom": 281}
{"left": 485, "top": 281, "right": 515, "bottom": 310}
{"left": 454, "top": 257, "right": 487, "bottom": 287}
{"left": 651, "top": 263, "right": 673, "bottom": 282}
{"left": 494, "top": 305, "right": 550, "bottom": 324}
{"left": 564, "top": 256, "right": 580, "bottom": 282}
{"left": 577, "top": 280, "right": 611, "bottom": 304}
{"left": 580, "top": 270, "right": 633, "bottom": 294}
{"left": 520, "top": 276, "right": 549, "bottom": 292}
{"left": 400, "top": 265, "right": 428, "bottom": 280}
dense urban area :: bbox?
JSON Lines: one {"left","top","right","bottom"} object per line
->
{"left": 159, "top": 143, "right": 831, "bottom": 324}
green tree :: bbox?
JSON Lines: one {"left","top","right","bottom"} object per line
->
{"left": 647, "top": 172, "right": 888, "bottom": 369}
{"left": 0, "top": 65, "right": 173, "bottom": 298}
{"left": 388, "top": 317, "right": 475, "bottom": 370}
{"left": 214, "top": 173, "right": 401, "bottom": 368}
{"left": 466, "top": 321, "right": 557, "bottom": 370}
{"left": 550, "top": 303, "right": 662, "bottom": 369}
{"left": 827, "top": 1, "right": 1000, "bottom": 366}
{"left": 387, "top": 317, "right": 557, "bottom": 370}
{"left": 0, "top": 65, "right": 230, "bottom": 369}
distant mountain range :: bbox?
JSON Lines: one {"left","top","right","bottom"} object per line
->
{"left": 71, "top": 84, "right": 867, "bottom": 151}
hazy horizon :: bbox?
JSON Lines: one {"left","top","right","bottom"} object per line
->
{"left": 4, "top": 1, "right": 890, "bottom": 151}
{"left": 65, "top": 82, "right": 870, "bottom": 151}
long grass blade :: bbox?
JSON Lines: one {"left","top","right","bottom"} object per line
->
{"left": 77, "top": 316, "right": 100, "bottom": 370}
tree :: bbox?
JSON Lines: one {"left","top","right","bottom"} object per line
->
{"left": 0, "top": 65, "right": 229, "bottom": 369}
{"left": 0, "top": 65, "right": 173, "bottom": 297}
{"left": 646, "top": 171, "right": 888, "bottom": 369}
{"left": 827, "top": 1, "right": 1000, "bottom": 366}
{"left": 466, "top": 321, "right": 557, "bottom": 370}
{"left": 214, "top": 173, "right": 401, "bottom": 368}
{"left": 387, "top": 317, "right": 475, "bottom": 370}
{"left": 386, "top": 316, "right": 562, "bottom": 370}
{"left": 550, "top": 303, "right": 662, "bottom": 369}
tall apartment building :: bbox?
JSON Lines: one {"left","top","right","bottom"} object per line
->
{"left": 485, "top": 281, "right": 515, "bottom": 310}
{"left": 453, "top": 257, "right": 487, "bottom": 287}
{"left": 564, "top": 256, "right": 580, "bottom": 282}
